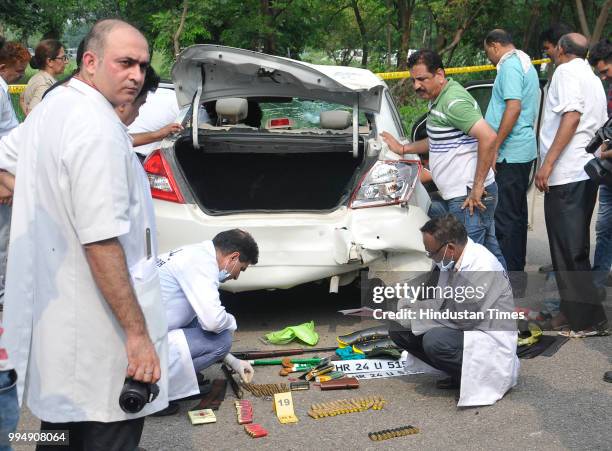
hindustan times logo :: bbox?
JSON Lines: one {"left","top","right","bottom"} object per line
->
{"left": 372, "top": 283, "right": 486, "bottom": 304}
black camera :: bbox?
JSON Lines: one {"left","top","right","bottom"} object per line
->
{"left": 119, "top": 378, "right": 160, "bottom": 413}
{"left": 584, "top": 117, "right": 612, "bottom": 186}
{"left": 585, "top": 117, "right": 612, "bottom": 154}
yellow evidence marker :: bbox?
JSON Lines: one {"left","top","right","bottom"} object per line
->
{"left": 273, "top": 392, "right": 298, "bottom": 424}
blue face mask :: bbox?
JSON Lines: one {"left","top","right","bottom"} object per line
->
{"left": 218, "top": 269, "right": 231, "bottom": 283}
{"left": 434, "top": 245, "right": 455, "bottom": 272}
{"left": 218, "top": 258, "right": 238, "bottom": 283}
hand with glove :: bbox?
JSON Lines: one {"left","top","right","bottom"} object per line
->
{"left": 223, "top": 353, "right": 254, "bottom": 383}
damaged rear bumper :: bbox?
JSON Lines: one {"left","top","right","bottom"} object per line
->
{"left": 154, "top": 200, "right": 431, "bottom": 292}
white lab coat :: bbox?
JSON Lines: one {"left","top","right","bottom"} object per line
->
{"left": 157, "top": 241, "right": 237, "bottom": 400}
{"left": 0, "top": 78, "right": 169, "bottom": 422}
{"left": 412, "top": 238, "right": 519, "bottom": 407}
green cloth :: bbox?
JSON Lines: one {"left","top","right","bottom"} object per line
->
{"left": 264, "top": 321, "right": 319, "bottom": 346}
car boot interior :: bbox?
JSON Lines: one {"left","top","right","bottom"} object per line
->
{"left": 173, "top": 135, "right": 365, "bottom": 212}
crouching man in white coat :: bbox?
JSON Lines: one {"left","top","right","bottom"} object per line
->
{"left": 157, "top": 229, "right": 258, "bottom": 413}
{"left": 390, "top": 214, "right": 519, "bottom": 407}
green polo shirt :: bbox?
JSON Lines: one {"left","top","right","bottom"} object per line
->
{"left": 425, "top": 79, "right": 494, "bottom": 200}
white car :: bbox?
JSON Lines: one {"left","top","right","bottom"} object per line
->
{"left": 144, "top": 45, "right": 432, "bottom": 293}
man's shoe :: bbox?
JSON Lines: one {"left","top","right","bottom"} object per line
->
{"left": 181, "top": 383, "right": 212, "bottom": 401}
{"left": 196, "top": 372, "right": 208, "bottom": 386}
{"left": 538, "top": 264, "right": 554, "bottom": 273}
{"left": 436, "top": 377, "right": 460, "bottom": 389}
{"left": 150, "top": 401, "right": 180, "bottom": 417}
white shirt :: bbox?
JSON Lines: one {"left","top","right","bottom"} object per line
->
{"left": 0, "top": 78, "right": 168, "bottom": 422}
{"left": 411, "top": 238, "right": 519, "bottom": 407}
{"left": 539, "top": 58, "right": 608, "bottom": 186}
{"left": 158, "top": 240, "right": 237, "bottom": 333}
{"left": 128, "top": 87, "right": 179, "bottom": 157}
{"left": 0, "top": 77, "right": 18, "bottom": 137}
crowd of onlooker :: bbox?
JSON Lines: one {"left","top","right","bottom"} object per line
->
{"left": 383, "top": 25, "right": 610, "bottom": 338}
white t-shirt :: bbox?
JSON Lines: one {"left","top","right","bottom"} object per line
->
{"left": 539, "top": 58, "right": 608, "bottom": 186}
{"left": 157, "top": 240, "right": 237, "bottom": 334}
{"left": 128, "top": 87, "right": 179, "bottom": 157}
{"left": 0, "top": 77, "right": 18, "bottom": 137}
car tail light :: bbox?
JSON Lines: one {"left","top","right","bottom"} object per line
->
{"left": 143, "top": 149, "right": 185, "bottom": 203}
{"left": 349, "top": 160, "right": 421, "bottom": 209}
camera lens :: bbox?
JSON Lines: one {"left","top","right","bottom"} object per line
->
{"left": 119, "top": 390, "right": 146, "bottom": 413}
{"left": 119, "top": 379, "right": 148, "bottom": 413}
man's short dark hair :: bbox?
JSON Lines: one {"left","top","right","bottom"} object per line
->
{"left": 213, "top": 229, "right": 259, "bottom": 264}
{"left": 539, "top": 23, "right": 572, "bottom": 45}
{"left": 588, "top": 39, "right": 611, "bottom": 66}
{"left": 558, "top": 34, "right": 588, "bottom": 59}
{"left": 407, "top": 49, "right": 444, "bottom": 73}
{"left": 485, "top": 29, "right": 513, "bottom": 46}
{"left": 420, "top": 214, "right": 468, "bottom": 246}
{"left": 136, "top": 66, "right": 160, "bottom": 100}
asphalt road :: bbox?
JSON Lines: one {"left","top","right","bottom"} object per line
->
{"left": 10, "top": 189, "right": 612, "bottom": 451}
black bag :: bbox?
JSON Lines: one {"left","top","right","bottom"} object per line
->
{"left": 584, "top": 117, "right": 612, "bottom": 186}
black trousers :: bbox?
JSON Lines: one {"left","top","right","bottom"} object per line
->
{"left": 36, "top": 417, "right": 144, "bottom": 451}
{"left": 544, "top": 179, "right": 607, "bottom": 330}
{"left": 495, "top": 160, "right": 534, "bottom": 272}
{"left": 389, "top": 325, "right": 464, "bottom": 382}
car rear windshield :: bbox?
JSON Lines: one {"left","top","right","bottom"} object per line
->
{"left": 199, "top": 97, "right": 368, "bottom": 130}
{"left": 260, "top": 98, "right": 368, "bottom": 129}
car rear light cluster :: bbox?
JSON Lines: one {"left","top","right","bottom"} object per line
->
{"left": 349, "top": 160, "right": 420, "bottom": 209}
{"left": 143, "top": 149, "right": 185, "bottom": 203}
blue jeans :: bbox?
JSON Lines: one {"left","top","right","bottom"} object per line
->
{"left": 182, "top": 319, "right": 233, "bottom": 373}
{"left": 0, "top": 370, "right": 19, "bottom": 451}
{"left": 593, "top": 184, "right": 612, "bottom": 287}
{"left": 428, "top": 182, "right": 507, "bottom": 269}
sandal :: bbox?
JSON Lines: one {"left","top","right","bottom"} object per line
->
{"left": 558, "top": 328, "right": 610, "bottom": 338}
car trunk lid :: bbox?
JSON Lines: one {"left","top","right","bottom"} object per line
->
{"left": 171, "top": 45, "right": 384, "bottom": 113}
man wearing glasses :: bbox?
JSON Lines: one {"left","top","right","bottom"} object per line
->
{"left": 381, "top": 49, "right": 505, "bottom": 268}
{"left": 389, "top": 214, "right": 518, "bottom": 407}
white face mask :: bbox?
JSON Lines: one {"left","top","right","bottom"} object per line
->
{"left": 218, "top": 258, "right": 238, "bottom": 283}
{"left": 434, "top": 244, "right": 455, "bottom": 272}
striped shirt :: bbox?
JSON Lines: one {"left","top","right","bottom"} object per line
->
{"left": 426, "top": 79, "right": 494, "bottom": 199}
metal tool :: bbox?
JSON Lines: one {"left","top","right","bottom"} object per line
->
{"left": 221, "top": 364, "right": 243, "bottom": 399}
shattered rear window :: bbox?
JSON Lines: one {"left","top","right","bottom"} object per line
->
{"left": 260, "top": 98, "right": 368, "bottom": 129}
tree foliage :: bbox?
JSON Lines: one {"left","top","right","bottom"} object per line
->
{"left": 0, "top": 0, "right": 609, "bottom": 72}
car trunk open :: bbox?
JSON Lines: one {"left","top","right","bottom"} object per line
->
{"left": 174, "top": 133, "right": 365, "bottom": 212}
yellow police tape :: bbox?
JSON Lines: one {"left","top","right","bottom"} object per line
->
{"left": 8, "top": 58, "right": 551, "bottom": 91}
{"left": 8, "top": 84, "right": 26, "bottom": 94}
{"left": 376, "top": 58, "right": 551, "bottom": 80}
